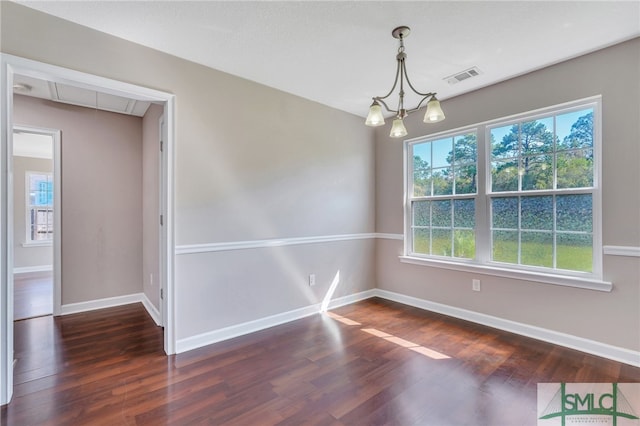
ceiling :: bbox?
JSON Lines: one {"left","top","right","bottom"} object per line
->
{"left": 13, "top": 130, "right": 53, "bottom": 159}
{"left": 14, "top": 74, "right": 152, "bottom": 117}
{"left": 16, "top": 1, "right": 640, "bottom": 118}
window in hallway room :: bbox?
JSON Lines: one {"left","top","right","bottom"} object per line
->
{"left": 26, "top": 172, "right": 53, "bottom": 243}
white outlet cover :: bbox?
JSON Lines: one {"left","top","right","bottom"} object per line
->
{"left": 472, "top": 279, "right": 481, "bottom": 291}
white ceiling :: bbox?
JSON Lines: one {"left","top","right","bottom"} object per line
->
{"left": 13, "top": 130, "right": 53, "bottom": 159}
{"left": 16, "top": 1, "right": 640, "bottom": 118}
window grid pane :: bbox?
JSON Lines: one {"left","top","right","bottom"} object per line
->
{"left": 490, "top": 194, "right": 593, "bottom": 272}
{"left": 490, "top": 109, "right": 594, "bottom": 193}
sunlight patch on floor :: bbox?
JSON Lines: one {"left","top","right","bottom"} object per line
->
{"left": 362, "top": 328, "right": 391, "bottom": 338}
{"left": 337, "top": 324, "right": 450, "bottom": 360}
{"left": 325, "top": 312, "right": 361, "bottom": 326}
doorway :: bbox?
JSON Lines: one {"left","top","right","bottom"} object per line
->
{"left": 1, "top": 53, "right": 176, "bottom": 405}
{"left": 12, "top": 127, "right": 61, "bottom": 320}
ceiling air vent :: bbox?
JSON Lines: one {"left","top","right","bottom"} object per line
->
{"left": 445, "top": 66, "right": 482, "bottom": 85}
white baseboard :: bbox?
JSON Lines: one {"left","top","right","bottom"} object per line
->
{"left": 141, "top": 293, "right": 162, "bottom": 326}
{"left": 175, "top": 289, "right": 377, "bottom": 354}
{"left": 56, "top": 286, "right": 638, "bottom": 367}
{"left": 13, "top": 265, "right": 52, "bottom": 274}
{"left": 60, "top": 293, "right": 143, "bottom": 316}
{"left": 325, "top": 289, "right": 377, "bottom": 310}
{"left": 373, "top": 289, "right": 640, "bottom": 368}
{"left": 57, "top": 291, "right": 162, "bottom": 326}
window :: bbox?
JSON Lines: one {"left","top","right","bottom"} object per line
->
{"left": 489, "top": 107, "right": 595, "bottom": 273}
{"left": 26, "top": 172, "right": 53, "bottom": 243}
{"left": 410, "top": 131, "right": 477, "bottom": 259}
{"left": 405, "top": 97, "right": 602, "bottom": 286}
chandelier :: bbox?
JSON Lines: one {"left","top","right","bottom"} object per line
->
{"left": 365, "top": 26, "right": 445, "bottom": 138}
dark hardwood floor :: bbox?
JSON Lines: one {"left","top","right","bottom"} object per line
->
{"left": 13, "top": 272, "right": 53, "bottom": 320}
{"left": 2, "top": 298, "right": 638, "bottom": 425}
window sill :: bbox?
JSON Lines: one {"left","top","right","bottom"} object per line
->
{"left": 398, "top": 255, "right": 612, "bottom": 292}
{"left": 22, "top": 241, "right": 53, "bottom": 248}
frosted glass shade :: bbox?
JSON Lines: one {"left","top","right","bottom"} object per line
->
{"left": 423, "top": 98, "right": 445, "bottom": 123}
{"left": 389, "top": 118, "right": 408, "bottom": 138}
{"left": 365, "top": 103, "right": 385, "bottom": 127}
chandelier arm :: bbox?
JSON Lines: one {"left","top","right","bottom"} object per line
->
{"left": 405, "top": 95, "right": 436, "bottom": 114}
{"left": 374, "top": 59, "right": 403, "bottom": 102}
{"left": 375, "top": 98, "right": 398, "bottom": 115}
{"left": 401, "top": 61, "right": 437, "bottom": 98}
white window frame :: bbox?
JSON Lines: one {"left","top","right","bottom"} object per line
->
{"left": 24, "top": 171, "right": 54, "bottom": 246}
{"left": 401, "top": 96, "right": 609, "bottom": 292}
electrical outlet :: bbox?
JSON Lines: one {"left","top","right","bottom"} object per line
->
{"left": 150, "top": 273, "right": 154, "bottom": 286}
{"left": 472, "top": 279, "right": 481, "bottom": 292}
{"left": 309, "top": 274, "right": 316, "bottom": 286}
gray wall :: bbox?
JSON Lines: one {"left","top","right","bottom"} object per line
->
{"left": 4, "top": 2, "right": 635, "bottom": 354}
{"left": 375, "top": 38, "right": 640, "bottom": 352}
{"left": 13, "top": 95, "right": 143, "bottom": 305}
{"left": 12, "top": 156, "right": 53, "bottom": 270}
{"left": 0, "top": 2, "right": 376, "bottom": 342}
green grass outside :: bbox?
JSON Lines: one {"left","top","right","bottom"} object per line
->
{"left": 414, "top": 234, "right": 592, "bottom": 273}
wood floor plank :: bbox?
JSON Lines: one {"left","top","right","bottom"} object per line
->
{"left": 2, "top": 298, "right": 639, "bottom": 425}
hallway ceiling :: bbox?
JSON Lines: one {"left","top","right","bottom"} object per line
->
{"left": 13, "top": 74, "right": 152, "bottom": 117}
{"left": 16, "top": 1, "right": 640, "bottom": 118}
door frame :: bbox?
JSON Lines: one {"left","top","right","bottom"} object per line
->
{"left": 159, "top": 115, "right": 167, "bottom": 327}
{"left": 0, "top": 53, "right": 177, "bottom": 405}
{"left": 12, "top": 125, "right": 61, "bottom": 316}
